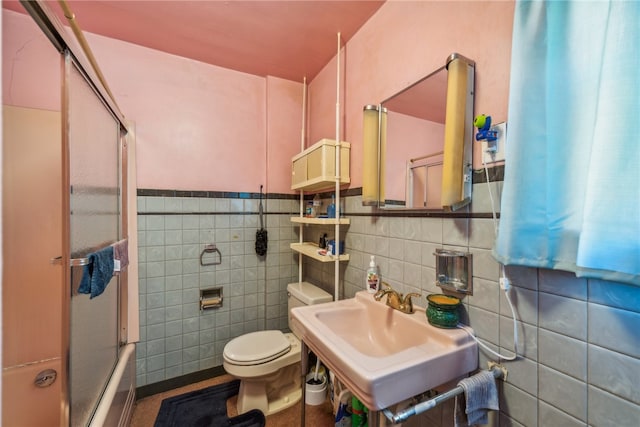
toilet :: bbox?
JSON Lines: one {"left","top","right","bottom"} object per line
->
{"left": 223, "top": 281, "right": 332, "bottom": 416}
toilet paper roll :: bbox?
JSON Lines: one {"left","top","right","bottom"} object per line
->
{"left": 200, "top": 297, "right": 222, "bottom": 309}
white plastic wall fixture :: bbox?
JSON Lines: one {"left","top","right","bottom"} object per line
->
{"left": 482, "top": 121, "right": 507, "bottom": 164}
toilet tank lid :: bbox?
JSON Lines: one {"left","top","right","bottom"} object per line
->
{"left": 287, "top": 281, "right": 333, "bottom": 305}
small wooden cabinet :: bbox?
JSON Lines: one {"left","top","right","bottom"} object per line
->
{"left": 291, "top": 139, "right": 350, "bottom": 191}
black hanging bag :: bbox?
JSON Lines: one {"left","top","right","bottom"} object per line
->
{"left": 255, "top": 185, "right": 268, "bottom": 256}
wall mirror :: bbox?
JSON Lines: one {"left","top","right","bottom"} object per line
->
{"left": 362, "top": 53, "right": 475, "bottom": 211}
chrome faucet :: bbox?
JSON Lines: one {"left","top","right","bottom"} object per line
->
{"left": 374, "top": 282, "right": 420, "bottom": 314}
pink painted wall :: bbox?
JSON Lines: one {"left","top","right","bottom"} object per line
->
{"left": 306, "top": 48, "right": 345, "bottom": 146}
{"left": 88, "top": 32, "right": 304, "bottom": 193}
{"left": 266, "top": 76, "right": 305, "bottom": 192}
{"left": 4, "top": 1, "right": 514, "bottom": 194}
{"left": 3, "top": 10, "right": 304, "bottom": 194}
{"left": 86, "top": 32, "right": 269, "bottom": 192}
{"left": 2, "top": 10, "right": 60, "bottom": 110}
{"left": 309, "top": 0, "right": 515, "bottom": 186}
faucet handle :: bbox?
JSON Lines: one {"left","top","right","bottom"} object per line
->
{"left": 380, "top": 281, "right": 394, "bottom": 291}
{"left": 401, "top": 293, "right": 421, "bottom": 314}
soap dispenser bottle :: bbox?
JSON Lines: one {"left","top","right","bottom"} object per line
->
{"left": 366, "top": 255, "right": 379, "bottom": 294}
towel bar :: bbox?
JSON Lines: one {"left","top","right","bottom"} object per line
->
{"left": 71, "top": 257, "right": 91, "bottom": 266}
{"left": 200, "top": 244, "right": 222, "bottom": 266}
{"left": 381, "top": 363, "right": 506, "bottom": 424}
{"left": 51, "top": 256, "right": 91, "bottom": 266}
{"left": 53, "top": 241, "right": 119, "bottom": 267}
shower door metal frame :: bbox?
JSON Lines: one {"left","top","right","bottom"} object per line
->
{"left": 63, "top": 52, "right": 129, "bottom": 426}
{"left": 19, "top": 1, "right": 130, "bottom": 425}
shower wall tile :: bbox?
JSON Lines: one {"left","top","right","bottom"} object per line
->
{"left": 539, "top": 292, "right": 587, "bottom": 340}
{"left": 421, "top": 218, "right": 443, "bottom": 244}
{"left": 588, "top": 302, "right": 640, "bottom": 358}
{"left": 505, "top": 265, "right": 538, "bottom": 291}
{"left": 589, "top": 279, "right": 640, "bottom": 313}
{"left": 539, "top": 269, "right": 587, "bottom": 300}
{"left": 442, "top": 218, "right": 469, "bottom": 246}
{"left": 404, "top": 240, "right": 422, "bottom": 265}
{"left": 137, "top": 196, "right": 146, "bottom": 212}
{"left": 538, "top": 401, "right": 586, "bottom": 427}
{"left": 503, "top": 355, "right": 538, "bottom": 397}
{"left": 539, "top": 365, "right": 587, "bottom": 421}
{"left": 500, "top": 382, "right": 538, "bottom": 427}
{"left": 467, "top": 306, "right": 499, "bottom": 346}
{"left": 588, "top": 385, "right": 640, "bottom": 427}
{"left": 500, "top": 285, "right": 537, "bottom": 326}
{"left": 469, "top": 248, "right": 500, "bottom": 282}
{"left": 500, "top": 314, "right": 537, "bottom": 361}
{"left": 403, "top": 217, "right": 420, "bottom": 240}
{"left": 145, "top": 197, "right": 165, "bottom": 212}
{"left": 469, "top": 218, "right": 496, "bottom": 249}
{"left": 469, "top": 277, "right": 500, "bottom": 312}
{"left": 136, "top": 195, "right": 281, "bottom": 387}
{"left": 164, "top": 197, "right": 182, "bottom": 212}
{"left": 588, "top": 344, "right": 640, "bottom": 404}
{"left": 182, "top": 198, "right": 199, "bottom": 212}
{"left": 471, "top": 181, "right": 502, "bottom": 213}
{"left": 538, "top": 328, "right": 587, "bottom": 381}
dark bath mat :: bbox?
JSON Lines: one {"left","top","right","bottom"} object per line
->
{"left": 154, "top": 379, "right": 265, "bottom": 427}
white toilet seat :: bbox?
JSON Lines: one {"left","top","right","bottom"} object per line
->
{"left": 223, "top": 330, "right": 291, "bottom": 366}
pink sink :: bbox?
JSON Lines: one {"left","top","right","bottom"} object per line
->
{"left": 291, "top": 291, "right": 478, "bottom": 410}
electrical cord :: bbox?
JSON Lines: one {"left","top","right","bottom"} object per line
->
{"left": 456, "top": 148, "right": 518, "bottom": 361}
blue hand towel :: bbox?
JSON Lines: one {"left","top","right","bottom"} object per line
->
{"left": 78, "top": 245, "right": 115, "bottom": 299}
{"left": 454, "top": 370, "right": 499, "bottom": 426}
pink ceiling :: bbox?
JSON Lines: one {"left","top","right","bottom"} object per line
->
{"left": 3, "top": 0, "right": 385, "bottom": 82}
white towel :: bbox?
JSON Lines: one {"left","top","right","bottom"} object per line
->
{"left": 454, "top": 370, "right": 499, "bottom": 426}
{"left": 112, "top": 239, "right": 129, "bottom": 272}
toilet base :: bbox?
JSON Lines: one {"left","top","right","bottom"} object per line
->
{"left": 235, "top": 362, "right": 302, "bottom": 416}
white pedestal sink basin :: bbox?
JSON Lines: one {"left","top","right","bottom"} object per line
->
{"left": 291, "top": 291, "right": 478, "bottom": 410}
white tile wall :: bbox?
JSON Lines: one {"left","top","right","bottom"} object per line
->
{"left": 137, "top": 196, "right": 295, "bottom": 386}
{"left": 135, "top": 187, "right": 640, "bottom": 426}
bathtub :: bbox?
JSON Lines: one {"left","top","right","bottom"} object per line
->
{"left": 89, "top": 343, "right": 136, "bottom": 427}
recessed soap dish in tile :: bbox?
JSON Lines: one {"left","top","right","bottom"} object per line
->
{"left": 434, "top": 249, "right": 472, "bottom": 294}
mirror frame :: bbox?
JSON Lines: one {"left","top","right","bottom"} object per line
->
{"left": 365, "top": 53, "right": 475, "bottom": 211}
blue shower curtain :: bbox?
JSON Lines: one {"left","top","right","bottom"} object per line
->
{"left": 495, "top": 0, "right": 640, "bottom": 285}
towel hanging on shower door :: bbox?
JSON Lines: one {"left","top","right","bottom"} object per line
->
{"left": 255, "top": 185, "right": 268, "bottom": 256}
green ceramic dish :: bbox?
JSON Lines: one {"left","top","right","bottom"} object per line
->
{"left": 426, "top": 294, "right": 461, "bottom": 328}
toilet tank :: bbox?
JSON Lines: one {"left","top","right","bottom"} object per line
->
{"left": 287, "top": 282, "right": 332, "bottom": 337}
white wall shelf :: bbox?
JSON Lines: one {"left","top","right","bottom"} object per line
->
{"left": 290, "top": 242, "right": 350, "bottom": 263}
{"left": 292, "top": 33, "right": 347, "bottom": 302}
{"left": 290, "top": 216, "right": 350, "bottom": 225}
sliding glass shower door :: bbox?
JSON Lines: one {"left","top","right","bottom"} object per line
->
{"left": 65, "top": 54, "right": 122, "bottom": 426}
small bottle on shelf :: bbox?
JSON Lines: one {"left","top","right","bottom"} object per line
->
{"left": 312, "top": 193, "right": 322, "bottom": 216}
{"left": 327, "top": 194, "right": 336, "bottom": 218}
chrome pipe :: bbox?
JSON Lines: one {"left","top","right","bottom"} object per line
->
{"left": 382, "top": 365, "right": 505, "bottom": 424}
